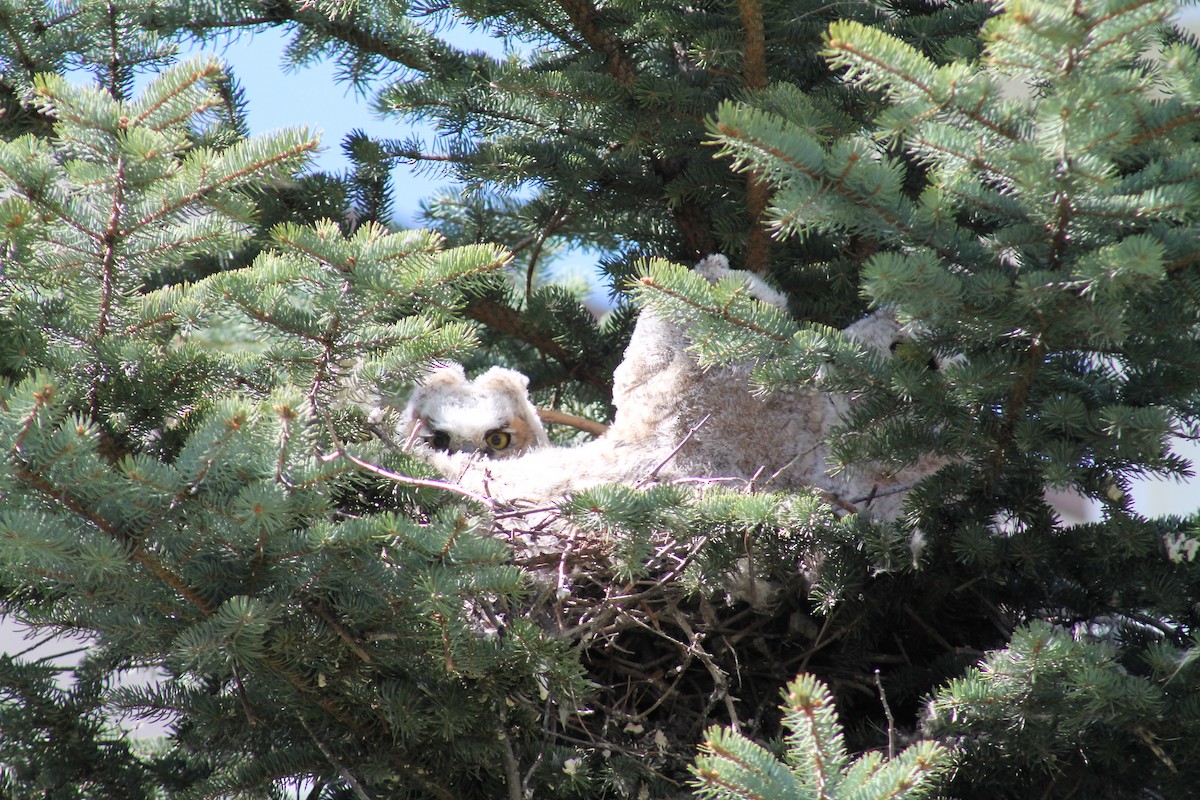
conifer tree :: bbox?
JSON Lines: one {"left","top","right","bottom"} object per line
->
{"left": 2, "top": 1, "right": 1200, "bottom": 799}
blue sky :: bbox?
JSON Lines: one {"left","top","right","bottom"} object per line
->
{"left": 191, "top": 22, "right": 612, "bottom": 304}
{"left": 187, "top": 24, "right": 498, "bottom": 230}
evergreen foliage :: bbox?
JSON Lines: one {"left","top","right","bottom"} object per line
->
{"left": 1, "top": 1, "right": 1200, "bottom": 799}
{"left": 693, "top": 674, "right": 947, "bottom": 800}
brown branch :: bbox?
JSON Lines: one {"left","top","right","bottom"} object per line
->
{"left": 556, "top": 0, "right": 638, "bottom": 86}
{"left": 738, "top": 0, "right": 766, "bottom": 91}
{"left": 737, "top": 0, "right": 773, "bottom": 274}
{"left": 310, "top": 600, "right": 374, "bottom": 664}
{"left": 461, "top": 296, "right": 612, "bottom": 390}
{"left": 537, "top": 408, "right": 608, "bottom": 437}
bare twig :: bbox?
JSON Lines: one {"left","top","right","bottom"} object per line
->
{"left": 818, "top": 491, "right": 861, "bottom": 515}
{"left": 875, "top": 669, "right": 896, "bottom": 759}
{"left": 300, "top": 717, "right": 373, "bottom": 800}
{"left": 668, "top": 607, "right": 741, "bottom": 731}
{"left": 231, "top": 664, "right": 260, "bottom": 726}
{"left": 522, "top": 204, "right": 571, "bottom": 299}
{"left": 339, "top": 449, "right": 495, "bottom": 508}
{"left": 636, "top": 414, "right": 711, "bottom": 487}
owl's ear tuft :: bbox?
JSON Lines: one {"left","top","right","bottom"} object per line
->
{"left": 474, "top": 366, "right": 531, "bottom": 398}
{"left": 474, "top": 367, "right": 549, "bottom": 450}
{"left": 843, "top": 308, "right": 904, "bottom": 356}
{"left": 419, "top": 362, "right": 468, "bottom": 389}
{"left": 694, "top": 253, "right": 731, "bottom": 283}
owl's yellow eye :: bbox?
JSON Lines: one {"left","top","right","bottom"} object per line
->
{"left": 485, "top": 430, "right": 512, "bottom": 451}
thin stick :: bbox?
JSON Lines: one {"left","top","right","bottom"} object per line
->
{"left": 340, "top": 449, "right": 494, "bottom": 508}
{"left": 231, "top": 664, "right": 260, "bottom": 726}
{"left": 636, "top": 414, "right": 711, "bottom": 488}
{"left": 875, "top": 669, "right": 896, "bottom": 759}
{"left": 300, "top": 717, "right": 373, "bottom": 800}
{"left": 818, "top": 491, "right": 860, "bottom": 515}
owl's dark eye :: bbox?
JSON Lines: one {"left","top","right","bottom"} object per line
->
{"left": 889, "top": 340, "right": 940, "bottom": 371}
{"left": 430, "top": 430, "right": 451, "bottom": 451}
{"left": 485, "top": 430, "right": 512, "bottom": 451}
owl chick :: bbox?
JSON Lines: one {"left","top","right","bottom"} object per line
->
{"left": 402, "top": 364, "right": 549, "bottom": 458}
{"left": 395, "top": 257, "right": 943, "bottom": 519}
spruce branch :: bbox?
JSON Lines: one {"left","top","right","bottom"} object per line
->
{"left": 694, "top": 674, "right": 949, "bottom": 800}
{"left": 186, "top": 2, "right": 466, "bottom": 76}
{"left": 129, "top": 59, "right": 226, "bottom": 130}
{"left": 6, "top": 3, "right": 1200, "bottom": 798}
{"left": 556, "top": 0, "right": 638, "bottom": 87}
{"left": 822, "top": 20, "right": 1019, "bottom": 141}
{"left": 634, "top": 275, "right": 790, "bottom": 344}
{"left": 8, "top": 458, "right": 215, "bottom": 618}
{"left": 710, "top": 111, "right": 961, "bottom": 262}
{"left": 0, "top": 7, "right": 42, "bottom": 75}
{"left": 127, "top": 135, "right": 318, "bottom": 233}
